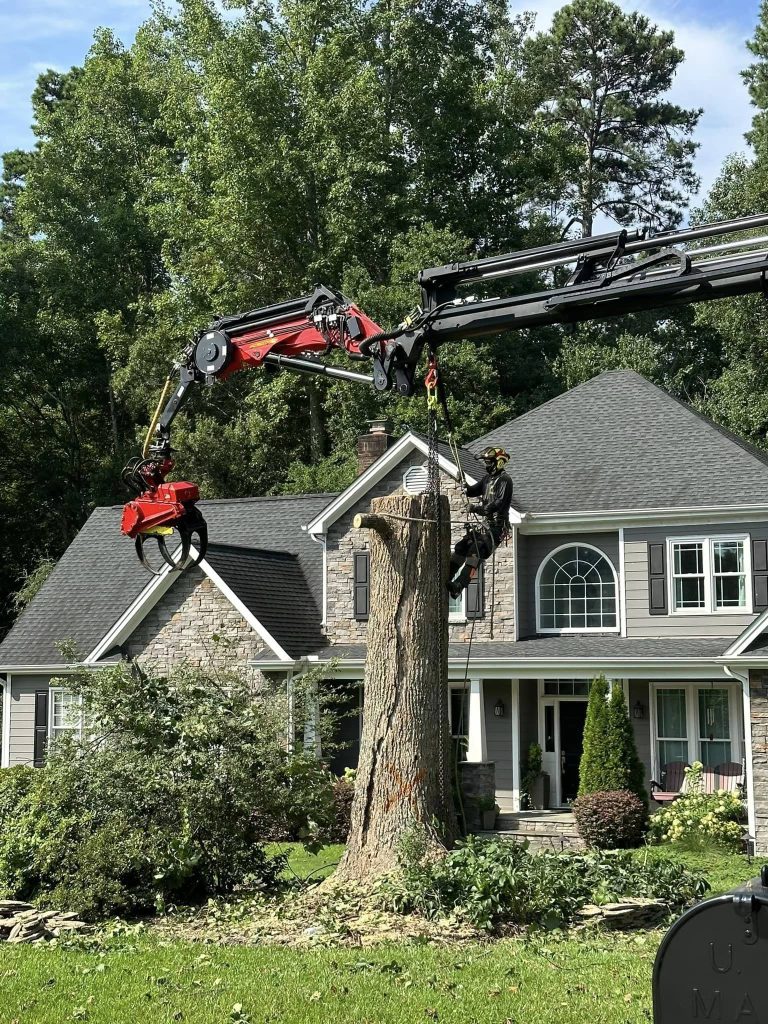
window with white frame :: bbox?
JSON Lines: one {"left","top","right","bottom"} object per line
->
{"left": 449, "top": 589, "right": 464, "bottom": 620}
{"left": 537, "top": 544, "right": 618, "bottom": 632}
{"left": 654, "top": 684, "right": 741, "bottom": 771}
{"left": 669, "top": 536, "right": 749, "bottom": 613}
{"left": 49, "top": 689, "right": 85, "bottom": 745}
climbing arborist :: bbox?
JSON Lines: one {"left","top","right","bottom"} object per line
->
{"left": 448, "top": 447, "right": 513, "bottom": 599}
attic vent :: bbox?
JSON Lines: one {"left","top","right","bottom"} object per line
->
{"left": 403, "top": 463, "right": 429, "bottom": 495}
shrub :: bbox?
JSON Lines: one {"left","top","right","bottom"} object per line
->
{"left": 579, "top": 677, "right": 647, "bottom": 804}
{"left": 319, "top": 770, "right": 355, "bottom": 844}
{"left": 521, "top": 743, "right": 543, "bottom": 810}
{"left": 649, "top": 770, "right": 746, "bottom": 849}
{"left": 379, "top": 835, "right": 706, "bottom": 931}
{"left": 0, "top": 662, "right": 339, "bottom": 919}
{"left": 573, "top": 789, "right": 648, "bottom": 849}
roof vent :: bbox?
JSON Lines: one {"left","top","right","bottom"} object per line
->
{"left": 403, "top": 463, "right": 429, "bottom": 495}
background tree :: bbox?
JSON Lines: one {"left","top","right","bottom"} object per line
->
{"left": 527, "top": 0, "right": 700, "bottom": 236}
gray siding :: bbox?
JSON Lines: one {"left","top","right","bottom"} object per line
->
{"left": 517, "top": 532, "right": 620, "bottom": 638}
{"left": 484, "top": 680, "right": 514, "bottom": 811}
{"left": 624, "top": 522, "right": 768, "bottom": 637}
{"left": 8, "top": 674, "right": 52, "bottom": 768}
{"left": 629, "top": 680, "right": 653, "bottom": 789}
{"left": 519, "top": 681, "right": 539, "bottom": 767}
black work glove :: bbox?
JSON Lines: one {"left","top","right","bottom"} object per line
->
{"left": 469, "top": 503, "right": 486, "bottom": 515}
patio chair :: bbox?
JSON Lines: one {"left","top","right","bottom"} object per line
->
{"left": 649, "top": 761, "right": 688, "bottom": 804}
{"left": 714, "top": 761, "right": 745, "bottom": 792}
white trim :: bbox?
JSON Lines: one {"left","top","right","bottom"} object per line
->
{"left": 310, "top": 532, "right": 328, "bottom": 626}
{"left": 196, "top": 554, "right": 293, "bottom": 662}
{"left": 466, "top": 678, "right": 487, "bottom": 761}
{"left": 1, "top": 674, "right": 11, "bottom": 768}
{"left": 534, "top": 541, "right": 620, "bottom": 634}
{"left": 522, "top": 504, "right": 768, "bottom": 534}
{"left": 510, "top": 679, "right": 520, "bottom": 811}
{"left": 667, "top": 534, "right": 752, "bottom": 617}
{"left": 724, "top": 665, "right": 756, "bottom": 846}
{"left": 85, "top": 559, "right": 179, "bottom": 664}
{"left": 512, "top": 525, "right": 519, "bottom": 642}
{"left": 305, "top": 432, "right": 518, "bottom": 536}
{"left": 0, "top": 665, "right": 82, "bottom": 674}
{"left": 618, "top": 527, "right": 627, "bottom": 637}
{"left": 724, "top": 607, "right": 768, "bottom": 658}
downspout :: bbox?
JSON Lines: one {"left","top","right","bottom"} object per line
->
{"left": 0, "top": 674, "right": 9, "bottom": 769}
{"left": 308, "top": 531, "right": 328, "bottom": 627}
{"left": 723, "top": 663, "right": 756, "bottom": 852}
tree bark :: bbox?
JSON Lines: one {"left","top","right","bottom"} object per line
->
{"left": 335, "top": 492, "right": 456, "bottom": 882}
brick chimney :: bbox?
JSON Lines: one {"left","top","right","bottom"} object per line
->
{"left": 356, "top": 417, "right": 394, "bottom": 475}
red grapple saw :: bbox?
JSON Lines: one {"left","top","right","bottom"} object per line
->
{"left": 120, "top": 286, "right": 387, "bottom": 574}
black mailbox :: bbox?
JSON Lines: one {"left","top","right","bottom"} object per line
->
{"left": 654, "top": 867, "right": 768, "bottom": 1023}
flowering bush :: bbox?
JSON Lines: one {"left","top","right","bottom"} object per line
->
{"left": 649, "top": 764, "right": 746, "bottom": 849}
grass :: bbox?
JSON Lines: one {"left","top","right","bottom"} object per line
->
{"left": 0, "top": 842, "right": 758, "bottom": 1024}
{"left": 267, "top": 842, "right": 346, "bottom": 882}
{"left": 0, "top": 932, "right": 659, "bottom": 1024}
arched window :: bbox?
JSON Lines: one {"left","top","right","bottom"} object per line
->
{"left": 537, "top": 544, "right": 618, "bottom": 632}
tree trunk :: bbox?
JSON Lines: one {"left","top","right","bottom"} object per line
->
{"left": 335, "top": 492, "right": 457, "bottom": 882}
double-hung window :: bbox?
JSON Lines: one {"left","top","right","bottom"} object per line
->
{"left": 49, "top": 689, "right": 85, "bottom": 745}
{"left": 669, "top": 536, "right": 750, "bottom": 613}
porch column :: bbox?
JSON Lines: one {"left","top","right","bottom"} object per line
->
{"left": 466, "top": 678, "right": 487, "bottom": 762}
{"left": 511, "top": 678, "right": 521, "bottom": 811}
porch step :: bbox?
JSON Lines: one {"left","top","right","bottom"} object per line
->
{"left": 488, "top": 812, "right": 584, "bottom": 851}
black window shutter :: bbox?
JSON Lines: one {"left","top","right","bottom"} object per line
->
{"left": 33, "top": 689, "right": 49, "bottom": 768}
{"left": 466, "top": 563, "right": 484, "bottom": 620}
{"left": 648, "top": 543, "right": 667, "bottom": 615}
{"left": 353, "top": 551, "right": 370, "bottom": 620}
{"left": 753, "top": 538, "right": 768, "bottom": 611}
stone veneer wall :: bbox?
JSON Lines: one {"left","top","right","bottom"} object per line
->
{"left": 749, "top": 670, "right": 768, "bottom": 853}
{"left": 325, "top": 449, "right": 515, "bottom": 644}
{"left": 125, "top": 568, "right": 266, "bottom": 682}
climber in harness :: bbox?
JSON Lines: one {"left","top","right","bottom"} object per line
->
{"left": 448, "top": 447, "right": 513, "bottom": 599}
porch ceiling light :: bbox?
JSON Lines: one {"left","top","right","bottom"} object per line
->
{"left": 633, "top": 700, "right": 645, "bottom": 720}
{"left": 494, "top": 700, "right": 505, "bottom": 718}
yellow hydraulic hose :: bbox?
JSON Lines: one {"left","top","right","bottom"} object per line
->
{"left": 142, "top": 375, "right": 175, "bottom": 459}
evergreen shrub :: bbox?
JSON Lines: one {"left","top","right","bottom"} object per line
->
{"left": 572, "top": 789, "right": 648, "bottom": 849}
{"left": 578, "top": 676, "right": 647, "bottom": 805}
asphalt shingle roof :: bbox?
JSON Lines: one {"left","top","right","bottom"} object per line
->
{"left": 470, "top": 369, "right": 768, "bottom": 513}
{"left": 0, "top": 493, "right": 335, "bottom": 667}
{"left": 271, "top": 634, "right": 733, "bottom": 664}
{"left": 204, "top": 543, "right": 325, "bottom": 658}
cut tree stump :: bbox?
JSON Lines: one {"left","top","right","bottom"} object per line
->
{"left": 335, "top": 492, "right": 457, "bottom": 882}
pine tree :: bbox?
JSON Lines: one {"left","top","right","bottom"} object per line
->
{"left": 578, "top": 675, "right": 610, "bottom": 797}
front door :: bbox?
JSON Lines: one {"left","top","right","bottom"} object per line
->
{"left": 559, "top": 700, "right": 588, "bottom": 804}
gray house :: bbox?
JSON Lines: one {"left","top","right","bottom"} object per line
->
{"left": 4, "top": 369, "right": 768, "bottom": 850}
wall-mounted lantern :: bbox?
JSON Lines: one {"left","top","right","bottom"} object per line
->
{"left": 633, "top": 700, "right": 645, "bottom": 720}
{"left": 494, "top": 700, "right": 505, "bottom": 718}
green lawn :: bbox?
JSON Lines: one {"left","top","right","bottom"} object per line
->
{"left": 0, "top": 932, "right": 659, "bottom": 1024}
{"left": 0, "top": 843, "right": 758, "bottom": 1024}
{"left": 637, "top": 841, "right": 757, "bottom": 895}
{"left": 267, "top": 842, "right": 345, "bottom": 882}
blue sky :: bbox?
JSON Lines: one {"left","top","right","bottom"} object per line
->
{"left": 0, "top": 0, "right": 763, "bottom": 213}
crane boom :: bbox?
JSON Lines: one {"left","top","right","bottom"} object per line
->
{"left": 121, "top": 213, "right": 768, "bottom": 573}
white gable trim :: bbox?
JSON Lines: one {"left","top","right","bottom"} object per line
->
{"left": 305, "top": 431, "right": 521, "bottom": 536}
{"left": 523, "top": 504, "right": 768, "bottom": 534}
{"left": 724, "top": 608, "right": 768, "bottom": 659}
{"left": 86, "top": 546, "right": 292, "bottom": 666}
